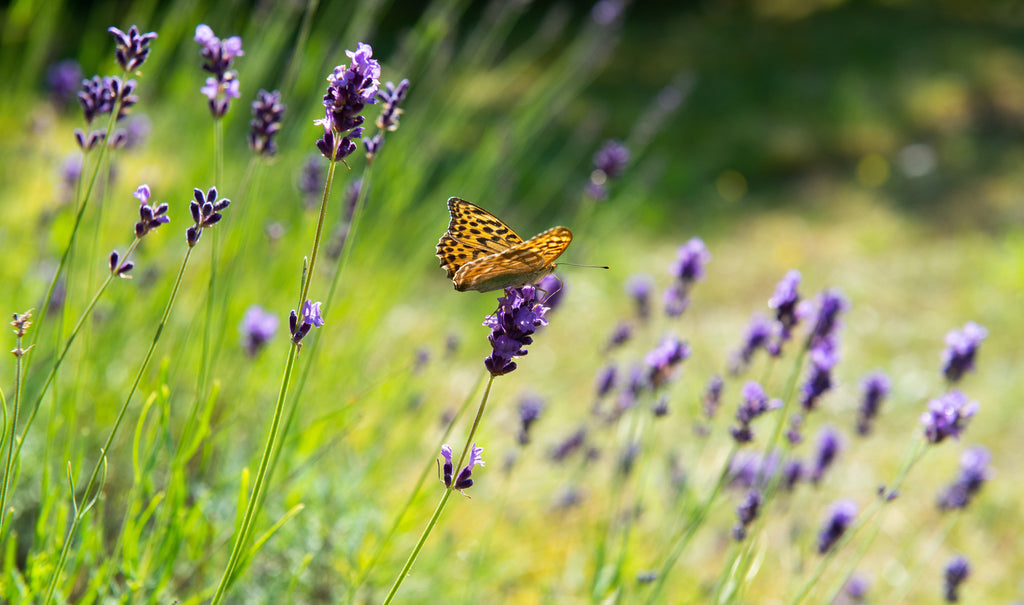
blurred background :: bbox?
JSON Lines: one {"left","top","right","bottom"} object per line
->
{"left": 1, "top": 0, "right": 1022, "bottom": 602}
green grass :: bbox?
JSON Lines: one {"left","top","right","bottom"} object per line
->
{"left": 0, "top": 0, "right": 1022, "bottom": 603}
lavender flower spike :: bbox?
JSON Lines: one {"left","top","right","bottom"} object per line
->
{"left": 856, "top": 371, "right": 891, "bottom": 435}
{"left": 943, "top": 556, "right": 970, "bottom": 602}
{"left": 732, "top": 490, "right": 762, "bottom": 541}
{"left": 133, "top": 184, "right": 169, "bottom": 238}
{"left": 483, "top": 285, "right": 549, "bottom": 376}
{"left": 441, "top": 443, "right": 485, "bottom": 494}
{"left": 767, "top": 269, "right": 801, "bottom": 355}
{"left": 185, "top": 186, "right": 230, "bottom": 246}
{"left": 108, "top": 25, "right": 157, "bottom": 72}
{"left": 937, "top": 445, "right": 991, "bottom": 510}
{"left": 249, "top": 89, "right": 285, "bottom": 157}
{"left": 240, "top": 305, "right": 278, "bottom": 357}
{"left": 315, "top": 42, "right": 381, "bottom": 164}
{"left": 730, "top": 381, "right": 781, "bottom": 444}
{"left": 921, "top": 390, "right": 979, "bottom": 444}
{"left": 194, "top": 24, "right": 243, "bottom": 118}
{"left": 941, "top": 321, "right": 987, "bottom": 382}
{"left": 289, "top": 299, "right": 325, "bottom": 349}
{"left": 645, "top": 336, "right": 690, "bottom": 388}
{"left": 817, "top": 499, "right": 857, "bottom": 554}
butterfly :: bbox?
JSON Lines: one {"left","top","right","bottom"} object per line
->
{"left": 436, "top": 197, "right": 573, "bottom": 292}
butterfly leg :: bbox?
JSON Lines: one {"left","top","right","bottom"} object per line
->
{"left": 537, "top": 274, "right": 564, "bottom": 304}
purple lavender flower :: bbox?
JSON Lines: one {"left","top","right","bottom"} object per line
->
{"left": 941, "top": 321, "right": 987, "bottom": 382}
{"left": 536, "top": 274, "right": 565, "bottom": 310}
{"left": 843, "top": 573, "right": 870, "bottom": 603}
{"left": 108, "top": 25, "right": 157, "bottom": 72}
{"left": 817, "top": 499, "right": 857, "bottom": 554}
{"left": 240, "top": 305, "right": 278, "bottom": 356}
{"left": 781, "top": 458, "right": 804, "bottom": 491}
{"left": 703, "top": 374, "right": 724, "bottom": 420}
{"left": 249, "top": 89, "right": 284, "bottom": 157}
{"left": 731, "top": 313, "right": 774, "bottom": 373}
{"left": 595, "top": 364, "right": 617, "bottom": 399}
{"left": 185, "top": 186, "right": 230, "bottom": 246}
{"left": 651, "top": 395, "right": 669, "bottom": 417}
{"left": 767, "top": 270, "right": 801, "bottom": 355}
{"left": 298, "top": 154, "right": 325, "bottom": 208}
{"left": 800, "top": 339, "right": 840, "bottom": 412}
{"left": 47, "top": 59, "right": 83, "bottom": 105}
{"left": 289, "top": 299, "right": 324, "bottom": 349}
{"left": 645, "top": 336, "right": 690, "bottom": 388}
{"left": 801, "top": 289, "right": 847, "bottom": 351}
{"left": 593, "top": 139, "right": 629, "bottom": 179}
{"left": 732, "top": 490, "right": 762, "bottom": 541}
{"left": 315, "top": 42, "right": 381, "bottom": 164}
{"left": 483, "top": 285, "right": 549, "bottom": 376}
{"left": 604, "top": 320, "right": 633, "bottom": 352}
{"left": 727, "top": 450, "right": 780, "bottom": 489}
{"left": 550, "top": 428, "right": 586, "bottom": 462}
{"left": 730, "top": 381, "right": 781, "bottom": 444}
{"left": 921, "top": 390, "right": 979, "bottom": 444}
{"left": 809, "top": 426, "right": 842, "bottom": 484}
{"left": 664, "top": 238, "right": 710, "bottom": 317}
{"left": 375, "top": 78, "right": 409, "bottom": 131}
{"left": 626, "top": 274, "right": 653, "bottom": 320}
{"left": 591, "top": 0, "right": 625, "bottom": 25}
{"left": 785, "top": 413, "right": 803, "bottom": 445}
{"left": 440, "top": 443, "right": 486, "bottom": 493}
{"left": 194, "top": 24, "right": 243, "bottom": 118}
{"left": 77, "top": 75, "right": 137, "bottom": 130}
{"left": 943, "top": 555, "right": 970, "bottom": 602}
{"left": 132, "top": 184, "right": 169, "bottom": 238}
{"left": 856, "top": 371, "right": 891, "bottom": 435}
{"left": 937, "top": 446, "right": 991, "bottom": 510}
{"left": 108, "top": 250, "right": 134, "bottom": 278}
{"left": 517, "top": 394, "right": 544, "bottom": 445}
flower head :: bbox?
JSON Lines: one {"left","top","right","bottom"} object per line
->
{"left": 937, "top": 445, "right": 991, "bottom": 510}
{"left": 943, "top": 555, "right": 970, "bottom": 602}
{"left": 595, "top": 364, "right": 617, "bottom": 399}
{"left": 186, "top": 186, "right": 230, "bottom": 246}
{"left": 671, "top": 238, "right": 711, "bottom": 284}
{"left": 108, "top": 25, "right": 157, "bottom": 72}
{"left": 194, "top": 24, "right": 242, "bottom": 118}
{"left": 240, "top": 305, "right": 278, "bottom": 356}
{"left": 315, "top": 42, "right": 381, "bottom": 163}
{"left": 47, "top": 59, "right": 83, "bottom": 104}
{"left": 921, "top": 390, "right": 978, "bottom": 444}
{"left": 133, "top": 184, "right": 169, "bottom": 238}
{"left": 483, "top": 285, "right": 549, "bottom": 376}
{"left": 249, "top": 89, "right": 285, "bottom": 157}
{"left": 809, "top": 426, "right": 842, "bottom": 484}
{"left": 375, "top": 78, "right": 410, "bottom": 132}
{"left": 801, "top": 289, "right": 847, "bottom": 351}
{"left": 702, "top": 374, "right": 724, "bottom": 420}
{"left": 626, "top": 274, "right": 653, "bottom": 320}
{"left": 441, "top": 443, "right": 485, "bottom": 494}
{"left": 732, "top": 489, "right": 762, "bottom": 541}
{"left": 593, "top": 139, "right": 630, "bottom": 179}
{"left": 732, "top": 313, "right": 774, "bottom": 373}
{"left": 817, "top": 499, "right": 857, "bottom": 554}
{"left": 800, "top": 338, "right": 840, "bottom": 412}
{"left": 941, "top": 321, "right": 987, "bottom": 382}
{"left": 856, "top": 371, "right": 891, "bottom": 435}
{"left": 536, "top": 274, "right": 565, "bottom": 311}
{"left": 517, "top": 394, "right": 544, "bottom": 445}
{"left": 289, "top": 299, "right": 324, "bottom": 349}
{"left": 730, "top": 381, "right": 781, "bottom": 444}
{"left": 767, "top": 270, "right": 801, "bottom": 354}
{"left": 644, "top": 336, "right": 690, "bottom": 388}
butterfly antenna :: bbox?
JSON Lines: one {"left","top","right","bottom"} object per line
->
{"left": 559, "top": 263, "right": 610, "bottom": 269}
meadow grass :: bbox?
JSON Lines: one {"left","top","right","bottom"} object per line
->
{"left": 1, "top": 1, "right": 1022, "bottom": 603}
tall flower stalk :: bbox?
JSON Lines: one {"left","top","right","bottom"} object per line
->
{"left": 208, "top": 43, "right": 380, "bottom": 604}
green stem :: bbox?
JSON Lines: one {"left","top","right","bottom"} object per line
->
{"left": 382, "top": 373, "right": 497, "bottom": 605}
{"left": 0, "top": 330, "right": 27, "bottom": 541}
{"left": 209, "top": 157, "right": 340, "bottom": 604}
{"left": 645, "top": 442, "right": 738, "bottom": 605}
{"left": 42, "top": 244, "right": 194, "bottom": 604}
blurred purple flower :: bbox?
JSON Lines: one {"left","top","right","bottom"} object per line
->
{"left": 671, "top": 238, "right": 711, "bottom": 283}
{"left": 801, "top": 289, "right": 847, "bottom": 351}
{"left": 941, "top": 321, "right": 987, "bottom": 382}
{"left": 240, "top": 305, "right": 278, "bottom": 356}
{"left": 593, "top": 139, "right": 629, "bottom": 179}
{"left": 921, "top": 390, "right": 978, "bottom": 444}
{"left": 591, "top": 0, "right": 625, "bottom": 26}
{"left": 483, "top": 285, "right": 549, "bottom": 376}
{"left": 645, "top": 336, "right": 690, "bottom": 388}
{"left": 298, "top": 154, "right": 325, "bottom": 208}
{"left": 809, "top": 426, "right": 842, "bottom": 484}
{"left": 731, "top": 313, "right": 774, "bottom": 373}
{"left": 730, "top": 381, "right": 781, "bottom": 444}
{"left": 626, "top": 274, "right": 653, "bottom": 320}
{"left": 727, "top": 450, "right": 780, "bottom": 490}
{"left": 536, "top": 274, "right": 565, "bottom": 310}
{"left": 937, "top": 446, "right": 991, "bottom": 510}
{"left": 817, "top": 499, "right": 857, "bottom": 554}
{"left": 702, "top": 374, "right": 724, "bottom": 420}
{"left": 767, "top": 270, "right": 801, "bottom": 355}
{"left": 47, "top": 59, "right": 83, "bottom": 105}
{"left": 800, "top": 339, "right": 840, "bottom": 412}
{"left": 517, "top": 394, "right": 544, "bottom": 445}
{"left": 943, "top": 555, "right": 970, "bottom": 602}
{"left": 550, "top": 427, "right": 586, "bottom": 462}
{"left": 781, "top": 458, "right": 804, "bottom": 491}
{"left": 856, "top": 371, "right": 891, "bottom": 435}
{"left": 843, "top": 572, "right": 871, "bottom": 603}
{"left": 595, "top": 364, "right": 617, "bottom": 399}
{"left": 605, "top": 320, "right": 633, "bottom": 352}
{"left": 249, "top": 89, "right": 285, "bottom": 157}
{"left": 732, "top": 489, "right": 762, "bottom": 541}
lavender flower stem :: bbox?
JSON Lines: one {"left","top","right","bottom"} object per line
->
{"left": 0, "top": 332, "right": 25, "bottom": 542}
{"left": 212, "top": 155, "right": 340, "bottom": 603}
{"left": 788, "top": 438, "right": 928, "bottom": 605}
{"left": 646, "top": 442, "right": 738, "bottom": 604}
{"left": 383, "top": 373, "right": 497, "bottom": 605}
{"left": 348, "top": 373, "right": 484, "bottom": 601}
{"left": 196, "top": 119, "right": 225, "bottom": 405}
{"left": 889, "top": 514, "right": 960, "bottom": 604}
{"left": 22, "top": 72, "right": 128, "bottom": 381}
{"left": 43, "top": 245, "right": 194, "bottom": 604}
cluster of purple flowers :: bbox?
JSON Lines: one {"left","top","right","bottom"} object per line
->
{"left": 195, "top": 24, "right": 244, "bottom": 118}
{"left": 943, "top": 555, "right": 970, "bottom": 602}
{"left": 132, "top": 184, "right": 169, "bottom": 238}
{"left": 798, "top": 290, "right": 847, "bottom": 412}
{"left": 855, "top": 371, "right": 891, "bottom": 435}
{"left": 941, "top": 321, "right": 987, "bottom": 382}
{"left": 76, "top": 76, "right": 139, "bottom": 150}
{"left": 186, "top": 187, "right": 230, "bottom": 247}
{"left": 920, "top": 390, "right": 979, "bottom": 444}
{"left": 315, "top": 43, "right": 381, "bottom": 164}
{"left": 732, "top": 489, "right": 762, "bottom": 541}
{"left": 289, "top": 300, "right": 324, "bottom": 350}
{"left": 240, "top": 305, "right": 278, "bottom": 357}
{"left": 516, "top": 395, "right": 544, "bottom": 445}
{"left": 108, "top": 25, "right": 157, "bottom": 72}
{"left": 730, "top": 381, "right": 780, "bottom": 444}
{"left": 248, "top": 89, "right": 285, "bottom": 157}
{"left": 440, "top": 444, "right": 485, "bottom": 495}
{"left": 364, "top": 78, "right": 410, "bottom": 159}
{"left": 644, "top": 337, "right": 690, "bottom": 388}
{"left": 817, "top": 499, "right": 857, "bottom": 554}
{"left": 936, "top": 446, "right": 990, "bottom": 510}
{"left": 483, "top": 285, "right": 550, "bottom": 377}
{"left": 664, "top": 238, "right": 710, "bottom": 317}
{"left": 585, "top": 139, "right": 630, "bottom": 200}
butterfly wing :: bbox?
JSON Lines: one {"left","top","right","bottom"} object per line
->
{"left": 453, "top": 226, "right": 572, "bottom": 292}
{"left": 445, "top": 197, "right": 524, "bottom": 254}
{"left": 437, "top": 233, "right": 487, "bottom": 279}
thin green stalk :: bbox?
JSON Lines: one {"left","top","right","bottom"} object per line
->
{"left": 788, "top": 438, "right": 928, "bottom": 605}
{"left": 280, "top": 0, "right": 320, "bottom": 99}
{"left": 210, "top": 158, "right": 340, "bottom": 604}
{"left": 0, "top": 318, "right": 30, "bottom": 541}
{"left": 22, "top": 71, "right": 127, "bottom": 381}
{"left": 197, "top": 120, "right": 225, "bottom": 412}
{"left": 382, "top": 373, "right": 497, "bottom": 605}
{"left": 645, "top": 442, "right": 738, "bottom": 605}
{"left": 42, "top": 245, "right": 194, "bottom": 605}
{"left": 347, "top": 372, "right": 483, "bottom": 601}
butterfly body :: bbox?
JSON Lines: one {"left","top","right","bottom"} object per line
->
{"left": 437, "top": 198, "right": 572, "bottom": 292}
